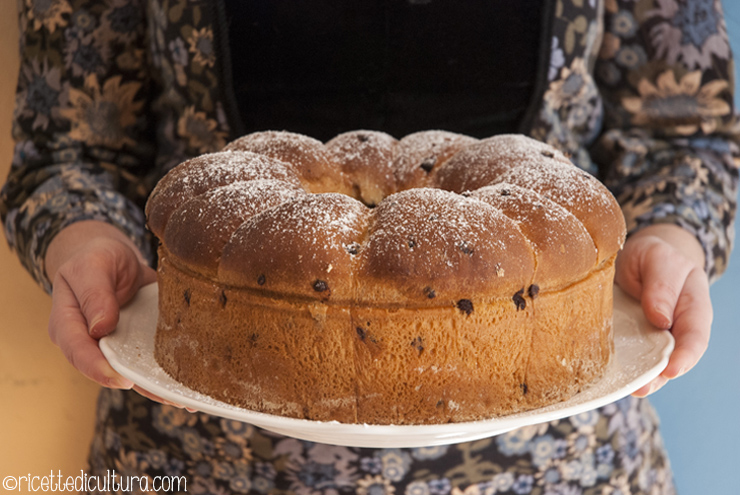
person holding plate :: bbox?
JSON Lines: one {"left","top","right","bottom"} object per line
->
{"left": 1, "top": 1, "right": 737, "bottom": 494}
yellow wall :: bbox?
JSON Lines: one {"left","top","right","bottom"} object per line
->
{"left": 0, "top": 3, "right": 100, "bottom": 475}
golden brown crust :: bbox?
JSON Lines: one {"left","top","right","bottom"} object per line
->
{"left": 219, "top": 193, "right": 369, "bottom": 302}
{"left": 393, "top": 130, "right": 479, "bottom": 191}
{"left": 147, "top": 130, "right": 627, "bottom": 424}
{"left": 163, "top": 181, "right": 306, "bottom": 277}
{"left": 436, "top": 134, "right": 572, "bottom": 193}
{"left": 325, "top": 130, "right": 398, "bottom": 207}
{"left": 470, "top": 183, "right": 597, "bottom": 288}
{"left": 146, "top": 150, "right": 302, "bottom": 239}
{"left": 495, "top": 161, "right": 626, "bottom": 265}
{"left": 434, "top": 134, "right": 626, "bottom": 265}
{"left": 224, "top": 131, "right": 355, "bottom": 196}
{"left": 355, "top": 188, "right": 535, "bottom": 303}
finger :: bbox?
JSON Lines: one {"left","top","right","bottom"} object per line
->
{"left": 67, "top": 247, "right": 145, "bottom": 339}
{"left": 632, "top": 374, "right": 669, "bottom": 398}
{"left": 140, "top": 264, "right": 157, "bottom": 287}
{"left": 614, "top": 242, "right": 643, "bottom": 300}
{"left": 132, "top": 385, "right": 186, "bottom": 409}
{"left": 60, "top": 253, "right": 121, "bottom": 338}
{"left": 661, "top": 267, "right": 712, "bottom": 379}
{"left": 49, "top": 275, "right": 134, "bottom": 389}
{"left": 92, "top": 260, "right": 156, "bottom": 336}
{"left": 638, "top": 244, "right": 693, "bottom": 330}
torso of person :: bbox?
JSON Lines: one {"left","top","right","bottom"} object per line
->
{"left": 224, "top": 0, "right": 544, "bottom": 141}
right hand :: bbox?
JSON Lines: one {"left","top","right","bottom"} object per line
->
{"left": 46, "top": 220, "right": 186, "bottom": 408}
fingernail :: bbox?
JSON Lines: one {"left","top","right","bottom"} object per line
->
{"left": 632, "top": 387, "right": 648, "bottom": 398}
{"left": 655, "top": 307, "right": 672, "bottom": 329}
{"left": 648, "top": 380, "right": 659, "bottom": 394}
{"left": 109, "top": 376, "right": 133, "bottom": 389}
{"left": 89, "top": 314, "right": 105, "bottom": 335}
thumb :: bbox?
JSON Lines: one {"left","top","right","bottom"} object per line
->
{"left": 139, "top": 263, "right": 157, "bottom": 287}
{"left": 68, "top": 241, "right": 147, "bottom": 339}
{"left": 73, "top": 263, "right": 121, "bottom": 340}
{"left": 616, "top": 234, "right": 694, "bottom": 330}
{"left": 614, "top": 238, "right": 644, "bottom": 301}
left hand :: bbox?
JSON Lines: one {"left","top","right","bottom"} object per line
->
{"left": 614, "top": 223, "right": 712, "bottom": 397}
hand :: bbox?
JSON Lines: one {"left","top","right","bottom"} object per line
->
{"left": 614, "top": 224, "right": 712, "bottom": 397}
{"left": 46, "top": 220, "right": 189, "bottom": 409}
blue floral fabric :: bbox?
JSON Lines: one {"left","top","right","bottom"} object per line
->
{"left": 1, "top": 0, "right": 739, "bottom": 494}
{"left": 90, "top": 389, "right": 673, "bottom": 495}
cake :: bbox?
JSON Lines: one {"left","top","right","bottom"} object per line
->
{"left": 145, "top": 130, "right": 626, "bottom": 425}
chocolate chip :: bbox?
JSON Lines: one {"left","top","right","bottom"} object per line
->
{"left": 436, "top": 399, "right": 444, "bottom": 408}
{"left": 428, "top": 213, "right": 439, "bottom": 221}
{"left": 357, "top": 134, "right": 369, "bottom": 142}
{"left": 541, "top": 150, "right": 555, "bottom": 158}
{"left": 346, "top": 242, "right": 361, "bottom": 255}
{"left": 513, "top": 289, "right": 526, "bottom": 311}
{"left": 457, "top": 299, "right": 474, "bottom": 316}
{"left": 219, "top": 290, "right": 228, "bottom": 308}
{"left": 528, "top": 284, "right": 540, "bottom": 299}
{"left": 313, "top": 279, "right": 329, "bottom": 292}
{"left": 411, "top": 336, "right": 424, "bottom": 354}
{"left": 423, "top": 286, "right": 436, "bottom": 299}
{"left": 257, "top": 274, "right": 266, "bottom": 286}
{"left": 359, "top": 329, "right": 379, "bottom": 344}
{"left": 408, "top": 238, "right": 416, "bottom": 249}
{"left": 460, "top": 191, "right": 472, "bottom": 198}
{"left": 500, "top": 189, "right": 511, "bottom": 196}
{"left": 520, "top": 383, "right": 528, "bottom": 395}
{"left": 458, "top": 240, "right": 474, "bottom": 255}
{"left": 250, "top": 333, "right": 259, "bottom": 346}
{"left": 420, "top": 157, "right": 435, "bottom": 173}
{"left": 183, "top": 289, "right": 191, "bottom": 306}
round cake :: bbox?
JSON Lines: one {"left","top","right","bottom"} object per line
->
{"left": 145, "top": 130, "right": 626, "bottom": 425}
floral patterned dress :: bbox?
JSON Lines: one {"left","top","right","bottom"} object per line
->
{"left": 2, "top": 1, "right": 739, "bottom": 494}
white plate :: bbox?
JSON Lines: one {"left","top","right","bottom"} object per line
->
{"left": 100, "top": 283, "right": 673, "bottom": 448}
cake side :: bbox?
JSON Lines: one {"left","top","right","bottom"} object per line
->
{"left": 155, "top": 246, "right": 615, "bottom": 425}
